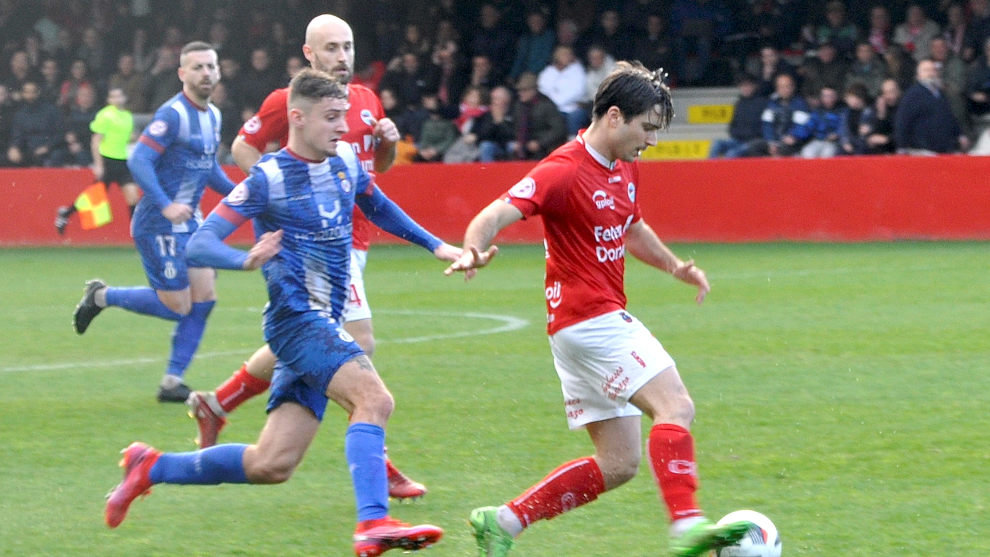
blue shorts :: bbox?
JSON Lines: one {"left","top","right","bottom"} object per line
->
{"left": 134, "top": 233, "right": 191, "bottom": 291}
{"left": 266, "top": 311, "right": 365, "bottom": 421}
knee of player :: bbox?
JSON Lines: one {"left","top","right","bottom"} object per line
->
{"left": 358, "top": 336, "right": 376, "bottom": 358}
{"left": 163, "top": 298, "right": 192, "bottom": 316}
{"left": 356, "top": 388, "right": 394, "bottom": 422}
{"left": 669, "top": 395, "right": 696, "bottom": 427}
{"left": 370, "top": 389, "right": 395, "bottom": 418}
{"left": 246, "top": 456, "right": 299, "bottom": 484}
{"left": 598, "top": 455, "right": 640, "bottom": 489}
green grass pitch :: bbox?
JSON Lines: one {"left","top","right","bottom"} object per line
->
{"left": 1, "top": 242, "right": 988, "bottom": 556}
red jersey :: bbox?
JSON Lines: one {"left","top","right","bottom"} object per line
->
{"left": 237, "top": 84, "right": 386, "bottom": 250}
{"left": 503, "top": 136, "right": 642, "bottom": 335}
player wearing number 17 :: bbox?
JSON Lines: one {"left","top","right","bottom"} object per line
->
{"left": 445, "top": 61, "right": 749, "bottom": 557}
{"left": 72, "top": 41, "right": 235, "bottom": 402}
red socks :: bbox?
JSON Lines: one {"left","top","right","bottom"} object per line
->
{"left": 649, "top": 423, "right": 702, "bottom": 521}
{"left": 506, "top": 457, "right": 606, "bottom": 528}
{"left": 215, "top": 364, "right": 271, "bottom": 413}
{"left": 500, "top": 425, "right": 703, "bottom": 529}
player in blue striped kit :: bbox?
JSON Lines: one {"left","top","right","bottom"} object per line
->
{"left": 104, "top": 68, "right": 455, "bottom": 556}
{"left": 73, "top": 41, "right": 235, "bottom": 402}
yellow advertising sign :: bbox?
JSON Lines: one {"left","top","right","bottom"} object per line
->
{"left": 641, "top": 140, "right": 712, "bottom": 160}
{"left": 686, "top": 104, "right": 734, "bottom": 124}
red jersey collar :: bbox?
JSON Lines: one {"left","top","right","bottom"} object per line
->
{"left": 181, "top": 91, "right": 208, "bottom": 111}
{"left": 286, "top": 147, "right": 326, "bottom": 164}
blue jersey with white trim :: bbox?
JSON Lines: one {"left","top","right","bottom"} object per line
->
{"left": 220, "top": 143, "right": 372, "bottom": 338}
{"left": 129, "top": 92, "right": 228, "bottom": 236}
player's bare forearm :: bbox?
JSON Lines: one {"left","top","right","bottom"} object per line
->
{"left": 231, "top": 136, "right": 262, "bottom": 174}
{"left": 373, "top": 141, "right": 396, "bottom": 173}
{"left": 444, "top": 201, "right": 520, "bottom": 279}
{"left": 626, "top": 220, "right": 710, "bottom": 304}
{"left": 465, "top": 201, "right": 522, "bottom": 253}
{"left": 372, "top": 117, "right": 400, "bottom": 173}
{"left": 625, "top": 220, "right": 681, "bottom": 273}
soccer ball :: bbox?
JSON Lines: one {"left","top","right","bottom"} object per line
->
{"left": 713, "top": 510, "right": 782, "bottom": 557}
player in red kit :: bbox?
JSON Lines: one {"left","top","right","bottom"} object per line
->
{"left": 185, "top": 14, "right": 432, "bottom": 501}
{"left": 445, "top": 62, "right": 749, "bottom": 557}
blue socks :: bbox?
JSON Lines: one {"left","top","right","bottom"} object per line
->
{"left": 150, "top": 444, "right": 248, "bottom": 485}
{"left": 166, "top": 300, "right": 215, "bottom": 379}
{"left": 103, "top": 290, "right": 214, "bottom": 380}
{"left": 105, "top": 287, "right": 182, "bottom": 321}
{"left": 346, "top": 422, "right": 388, "bottom": 522}
{"left": 145, "top": 423, "right": 389, "bottom": 519}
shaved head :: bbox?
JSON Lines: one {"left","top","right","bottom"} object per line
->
{"left": 305, "top": 14, "right": 350, "bottom": 45}
{"left": 302, "top": 14, "right": 354, "bottom": 83}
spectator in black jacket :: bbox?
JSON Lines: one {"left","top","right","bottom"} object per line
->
{"left": 380, "top": 52, "right": 439, "bottom": 114}
{"left": 838, "top": 82, "right": 877, "bottom": 155}
{"left": 748, "top": 43, "right": 798, "bottom": 97}
{"left": 866, "top": 78, "right": 902, "bottom": 154}
{"left": 59, "top": 83, "right": 99, "bottom": 166}
{"left": 474, "top": 85, "right": 515, "bottom": 161}
{"left": 6, "top": 81, "right": 63, "bottom": 167}
{"left": 895, "top": 59, "right": 970, "bottom": 153}
{"left": 709, "top": 73, "right": 767, "bottom": 158}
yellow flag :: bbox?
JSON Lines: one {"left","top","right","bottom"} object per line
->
{"left": 73, "top": 182, "right": 112, "bottom": 230}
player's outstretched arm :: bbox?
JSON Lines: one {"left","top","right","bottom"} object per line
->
{"left": 625, "top": 220, "right": 710, "bottom": 304}
{"left": 444, "top": 200, "right": 521, "bottom": 281}
{"left": 356, "top": 186, "right": 445, "bottom": 252}
{"left": 432, "top": 242, "right": 464, "bottom": 263}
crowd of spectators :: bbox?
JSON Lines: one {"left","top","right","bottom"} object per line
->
{"left": 2, "top": 0, "right": 990, "bottom": 168}
{"left": 711, "top": 0, "right": 990, "bottom": 158}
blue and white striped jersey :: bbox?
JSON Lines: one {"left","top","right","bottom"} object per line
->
{"left": 218, "top": 143, "right": 372, "bottom": 336}
{"left": 128, "top": 91, "right": 233, "bottom": 236}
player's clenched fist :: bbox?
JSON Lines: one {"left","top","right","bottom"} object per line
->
{"left": 244, "top": 230, "right": 283, "bottom": 270}
{"left": 373, "top": 117, "right": 400, "bottom": 143}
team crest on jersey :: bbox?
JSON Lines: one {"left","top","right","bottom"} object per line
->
{"left": 337, "top": 171, "right": 351, "bottom": 193}
{"left": 509, "top": 177, "right": 536, "bottom": 199}
{"left": 243, "top": 115, "right": 261, "bottom": 134}
{"left": 226, "top": 183, "right": 249, "bottom": 205}
{"left": 627, "top": 182, "right": 636, "bottom": 202}
{"left": 148, "top": 120, "right": 168, "bottom": 136}
{"left": 360, "top": 109, "right": 375, "bottom": 127}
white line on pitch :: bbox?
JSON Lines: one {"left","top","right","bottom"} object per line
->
{"left": 0, "top": 311, "right": 529, "bottom": 373}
